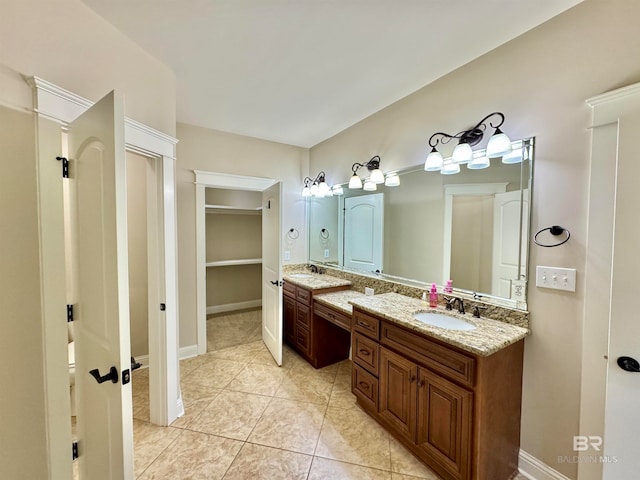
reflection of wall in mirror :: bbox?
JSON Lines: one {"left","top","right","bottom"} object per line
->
{"left": 308, "top": 196, "right": 339, "bottom": 263}
{"left": 450, "top": 195, "right": 494, "bottom": 293}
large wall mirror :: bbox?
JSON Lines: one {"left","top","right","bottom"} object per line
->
{"left": 308, "top": 138, "right": 534, "bottom": 310}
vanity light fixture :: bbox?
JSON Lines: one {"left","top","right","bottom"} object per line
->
{"left": 425, "top": 112, "right": 512, "bottom": 174}
{"left": 349, "top": 155, "right": 386, "bottom": 189}
{"left": 384, "top": 172, "right": 401, "bottom": 187}
{"left": 302, "top": 171, "right": 333, "bottom": 198}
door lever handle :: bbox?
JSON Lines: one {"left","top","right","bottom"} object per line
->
{"left": 617, "top": 356, "right": 640, "bottom": 373}
{"left": 89, "top": 366, "right": 119, "bottom": 384}
{"left": 270, "top": 280, "right": 283, "bottom": 286}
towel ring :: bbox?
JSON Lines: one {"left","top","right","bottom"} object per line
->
{"left": 287, "top": 228, "right": 299, "bottom": 240}
{"left": 534, "top": 225, "right": 570, "bottom": 248}
{"left": 320, "top": 228, "right": 330, "bottom": 240}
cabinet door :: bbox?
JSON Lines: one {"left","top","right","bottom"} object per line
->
{"left": 416, "top": 368, "right": 472, "bottom": 480}
{"left": 379, "top": 348, "right": 417, "bottom": 441}
{"left": 283, "top": 295, "right": 296, "bottom": 345}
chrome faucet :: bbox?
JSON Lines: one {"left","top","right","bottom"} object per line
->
{"left": 445, "top": 296, "right": 465, "bottom": 314}
{"left": 307, "top": 264, "right": 319, "bottom": 273}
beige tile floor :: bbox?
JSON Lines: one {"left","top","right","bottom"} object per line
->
{"left": 79, "top": 309, "right": 529, "bottom": 479}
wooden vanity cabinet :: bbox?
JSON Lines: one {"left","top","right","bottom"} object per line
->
{"left": 282, "top": 281, "right": 350, "bottom": 368}
{"left": 351, "top": 307, "right": 524, "bottom": 480}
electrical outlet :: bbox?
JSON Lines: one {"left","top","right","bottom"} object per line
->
{"left": 536, "top": 266, "right": 576, "bottom": 292}
{"left": 284, "top": 250, "right": 290, "bottom": 261}
{"left": 511, "top": 279, "right": 526, "bottom": 299}
{"left": 324, "top": 249, "right": 330, "bottom": 258}
{"left": 365, "top": 287, "right": 375, "bottom": 296}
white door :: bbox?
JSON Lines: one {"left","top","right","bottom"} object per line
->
{"left": 261, "top": 182, "right": 283, "bottom": 366}
{"left": 602, "top": 112, "right": 640, "bottom": 478}
{"left": 491, "top": 189, "right": 528, "bottom": 297}
{"left": 68, "top": 91, "right": 134, "bottom": 479}
{"left": 344, "top": 193, "right": 384, "bottom": 273}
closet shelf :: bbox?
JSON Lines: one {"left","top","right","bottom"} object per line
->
{"left": 206, "top": 258, "right": 263, "bottom": 267}
{"left": 205, "top": 204, "right": 262, "bottom": 215}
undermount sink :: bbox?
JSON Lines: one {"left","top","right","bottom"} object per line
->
{"left": 289, "top": 273, "right": 313, "bottom": 278}
{"left": 413, "top": 311, "right": 476, "bottom": 331}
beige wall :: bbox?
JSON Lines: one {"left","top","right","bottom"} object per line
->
{"left": 176, "top": 123, "right": 309, "bottom": 348}
{"left": 309, "top": 1, "right": 640, "bottom": 476}
{"left": 0, "top": 106, "right": 49, "bottom": 480}
{"left": 0, "top": 0, "right": 176, "bottom": 135}
{"left": 126, "top": 152, "right": 149, "bottom": 358}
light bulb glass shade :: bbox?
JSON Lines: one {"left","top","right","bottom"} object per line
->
{"left": 486, "top": 130, "right": 512, "bottom": 158}
{"left": 325, "top": 189, "right": 333, "bottom": 197}
{"left": 452, "top": 143, "right": 473, "bottom": 164}
{"left": 467, "top": 155, "right": 490, "bottom": 170}
{"left": 302, "top": 186, "right": 311, "bottom": 197}
{"left": 348, "top": 174, "right": 363, "bottom": 189}
{"left": 369, "top": 168, "right": 385, "bottom": 184}
{"left": 424, "top": 149, "right": 444, "bottom": 171}
{"left": 441, "top": 160, "right": 461, "bottom": 175}
{"left": 384, "top": 173, "right": 400, "bottom": 187}
{"left": 318, "top": 181, "right": 330, "bottom": 195}
{"left": 502, "top": 147, "right": 523, "bottom": 164}
{"left": 332, "top": 185, "right": 344, "bottom": 195}
{"left": 363, "top": 180, "right": 377, "bottom": 191}
{"left": 310, "top": 183, "right": 319, "bottom": 195}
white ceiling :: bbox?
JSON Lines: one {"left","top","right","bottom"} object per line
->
{"left": 83, "top": 0, "right": 582, "bottom": 147}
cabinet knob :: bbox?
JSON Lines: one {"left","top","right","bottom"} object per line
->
{"left": 418, "top": 379, "right": 425, "bottom": 388}
{"left": 409, "top": 375, "right": 416, "bottom": 384}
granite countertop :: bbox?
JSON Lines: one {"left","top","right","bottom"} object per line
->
{"left": 282, "top": 272, "right": 352, "bottom": 291}
{"left": 349, "top": 292, "right": 529, "bottom": 357}
{"left": 313, "top": 290, "right": 366, "bottom": 315}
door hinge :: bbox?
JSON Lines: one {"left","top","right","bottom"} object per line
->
{"left": 72, "top": 441, "right": 78, "bottom": 461}
{"left": 56, "top": 156, "right": 69, "bottom": 178}
{"left": 67, "top": 304, "right": 74, "bottom": 323}
{"left": 160, "top": 303, "right": 166, "bottom": 311}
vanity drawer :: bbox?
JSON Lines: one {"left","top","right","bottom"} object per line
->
{"left": 353, "top": 332, "right": 380, "bottom": 376}
{"left": 296, "top": 326, "right": 311, "bottom": 356}
{"left": 352, "top": 363, "right": 378, "bottom": 411}
{"left": 314, "top": 302, "right": 351, "bottom": 331}
{"left": 283, "top": 281, "right": 296, "bottom": 298}
{"left": 296, "top": 303, "right": 311, "bottom": 329}
{"left": 381, "top": 321, "right": 475, "bottom": 387}
{"left": 353, "top": 309, "right": 380, "bottom": 340}
{"left": 295, "top": 286, "right": 311, "bottom": 305}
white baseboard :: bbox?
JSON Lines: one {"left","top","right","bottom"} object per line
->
{"left": 519, "top": 450, "right": 572, "bottom": 480}
{"left": 179, "top": 344, "right": 199, "bottom": 360}
{"left": 206, "top": 299, "right": 261, "bottom": 315}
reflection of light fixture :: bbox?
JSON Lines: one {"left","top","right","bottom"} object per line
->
{"left": 332, "top": 184, "right": 344, "bottom": 195}
{"left": 441, "top": 160, "right": 460, "bottom": 175}
{"left": 348, "top": 155, "right": 397, "bottom": 189}
{"left": 502, "top": 141, "right": 524, "bottom": 164}
{"left": 302, "top": 171, "right": 334, "bottom": 198}
{"left": 467, "top": 151, "right": 490, "bottom": 170}
{"left": 425, "top": 112, "right": 512, "bottom": 174}
{"left": 384, "top": 172, "right": 400, "bottom": 187}
{"left": 363, "top": 180, "right": 377, "bottom": 191}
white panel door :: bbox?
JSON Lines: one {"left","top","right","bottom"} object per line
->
{"left": 262, "top": 182, "right": 283, "bottom": 366}
{"left": 603, "top": 111, "right": 640, "bottom": 478}
{"left": 344, "top": 193, "right": 384, "bottom": 273}
{"left": 68, "top": 91, "right": 134, "bottom": 479}
{"left": 491, "top": 189, "right": 528, "bottom": 298}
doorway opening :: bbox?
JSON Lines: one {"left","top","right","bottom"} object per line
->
{"left": 194, "top": 170, "right": 283, "bottom": 366}
{"left": 204, "top": 187, "right": 263, "bottom": 353}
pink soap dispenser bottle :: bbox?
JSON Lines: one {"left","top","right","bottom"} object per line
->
{"left": 429, "top": 283, "right": 438, "bottom": 308}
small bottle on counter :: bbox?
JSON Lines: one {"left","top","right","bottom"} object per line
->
{"left": 429, "top": 283, "right": 438, "bottom": 308}
{"left": 444, "top": 279, "right": 453, "bottom": 295}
